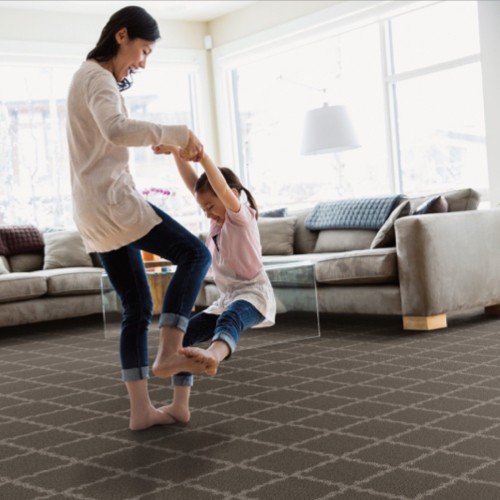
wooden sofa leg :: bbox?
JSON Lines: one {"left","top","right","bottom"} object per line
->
{"left": 485, "top": 304, "right": 500, "bottom": 315}
{"left": 403, "top": 314, "right": 447, "bottom": 331}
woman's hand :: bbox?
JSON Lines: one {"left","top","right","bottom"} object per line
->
{"left": 152, "top": 144, "right": 180, "bottom": 155}
{"left": 179, "top": 130, "right": 204, "bottom": 162}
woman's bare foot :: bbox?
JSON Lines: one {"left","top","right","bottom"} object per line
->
{"left": 129, "top": 406, "right": 177, "bottom": 431}
{"left": 180, "top": 347, "right": 220, "bottom": 376}
{"left": 152, "top": 351, "right": 211, "bottom": 378}
{"left": 159, "top": 404, "right": 191, "bottom": 424}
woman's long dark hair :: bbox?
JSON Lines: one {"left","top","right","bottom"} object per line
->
{"left": 86, "top": 6, "right": 160, "bottom": 91}
{"left": 195, "top": 167, "right": 259, "bottom": 219}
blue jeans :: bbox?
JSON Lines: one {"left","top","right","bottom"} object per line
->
{"left": 172, "top": 300, "right": 265, "bottom": 387}
{"left": 98, "top": 204, "right": 212, "bottom": 382}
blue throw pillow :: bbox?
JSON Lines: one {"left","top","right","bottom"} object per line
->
{"left": 305, "top": 196, "right": 403, "bottom": 231}
{"left": 261, "top": 207, "right": 289, "bottom": 218}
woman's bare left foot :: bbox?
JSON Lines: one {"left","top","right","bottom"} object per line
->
{"left": 180, "top": 347, "right": 220, "bottom": 376}
{"left": 129, "top": 407, "right": 177, "bottom": 431}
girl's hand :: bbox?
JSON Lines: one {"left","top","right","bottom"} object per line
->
{"left": 152, "top": 144, "right": 180, "bottom": 155}
{"left": 180, "top": 130, "right": 204, "bottom": 162}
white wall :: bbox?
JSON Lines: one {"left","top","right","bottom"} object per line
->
{"left": 478, "top": 1, "right": 500, "bottom": 207}
{"left": 209, "top": 0, "right": 340, "bottom": 46}
{"left": 0, "top": 7, "right": 208, "bottom": 50}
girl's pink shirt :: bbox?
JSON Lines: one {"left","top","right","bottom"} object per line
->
{"left": 206, "top": 203, "right": 262, "bottom": 280}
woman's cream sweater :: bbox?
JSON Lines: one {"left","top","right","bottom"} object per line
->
{"left": 66, "top": 60, "right": 189, "bottom": 252}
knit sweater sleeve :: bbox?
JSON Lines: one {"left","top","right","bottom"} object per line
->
{"left": 85, "top": 69, "right": 189, "bottom": 148}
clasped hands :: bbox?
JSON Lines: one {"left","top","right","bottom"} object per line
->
{"left": 153, "top": 130, "right": 203, "bottom": 162}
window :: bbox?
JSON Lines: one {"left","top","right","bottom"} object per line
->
{"left": 0, "top": 65, "right": 74, "bottom": 228}
{"left": 228, "top": 0, "right": 486, "bottom": 208}
{"left": 386, "top": 0, "right": 485, "bottom": 195}
{"left": 0, "top": 58, "right": 204, "bottom": 233}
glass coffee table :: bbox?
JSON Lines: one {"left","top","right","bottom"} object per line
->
{"left": 237, "top": 258, "right": 321, "bottom": 350}
{"left": 101, "top": 258, "right": 320, "bottom": 347}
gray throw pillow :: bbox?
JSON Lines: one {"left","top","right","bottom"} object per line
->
{"left": 43, "top": 230, "right": 93, "bottom": 269}
{"left": 258, "top": 216, "right": 297, "bottom": 255}
{"left": 370, "top": 200, "right": 411, "bottom": 249}
{"left": 413, "top": 195, "right": 449, "bottom": 215}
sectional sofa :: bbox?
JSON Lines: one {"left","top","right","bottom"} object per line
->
{"left": 196, "top": 188, "right": 500, "bottom": 330}
{"left": 0, "top": 228, "right": 103, "bottom": 327}
{"left": 2, "top": 187, "right": 499, "bottom": 331}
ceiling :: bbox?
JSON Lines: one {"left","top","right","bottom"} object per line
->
{"left": 0, "top": 1, "right": 257, "bottom": 22}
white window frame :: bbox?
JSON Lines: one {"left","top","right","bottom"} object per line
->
{"left": 211, "top": 0, "right": 453, "bottom": 188}
{"left": 0, "top": 40, "right": 213, "bottom": 228}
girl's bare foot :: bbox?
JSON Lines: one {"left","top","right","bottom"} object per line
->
{"left": 152, "top": 351, "right": 211, "bottom": 378}
{"left": 159, "top": 404, "right": 191, "bottom": 424}
{"left": 180, "top": 347, "right": 220, "bottom": 376}
{"left": 129, "top": 407, "right": 177, "bottom": 431}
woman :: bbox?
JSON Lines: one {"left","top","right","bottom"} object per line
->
{"left": 66, "top": 6, "right": 212, "bottom": 430}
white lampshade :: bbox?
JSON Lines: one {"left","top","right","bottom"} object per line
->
{"left": 301, "top": 104, "right": 360, "bottom": 155}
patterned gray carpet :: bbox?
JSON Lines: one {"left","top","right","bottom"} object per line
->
{"left": 2, "top": 310, "right": 500, "bottom": 499}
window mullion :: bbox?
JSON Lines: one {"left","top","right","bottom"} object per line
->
{"left": 380, "top": 19, "right": 402, "bottom": 194}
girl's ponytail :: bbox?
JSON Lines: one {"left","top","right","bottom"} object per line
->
{"left": 242, "top": 187, "right": 259, "bottom": 219}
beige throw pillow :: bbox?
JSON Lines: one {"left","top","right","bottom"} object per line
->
{"left": 43, "top": 230, "right": 93, "bottom": 269}
{"left": 258, "top": 216, "right": 297, "bottom": 255}
{"left": 370, "top": 200, "right": 411, "bottom": 249}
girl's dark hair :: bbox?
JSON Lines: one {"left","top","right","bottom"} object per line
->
{"left": 86, "top": 6, "right": 160, "bottom": 91}
{"left": 195, "top": 167, "right": 259, "bottom": 219}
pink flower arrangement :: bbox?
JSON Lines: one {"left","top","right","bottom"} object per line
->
{"left": 142, "top": 187, "right": 173, "bottom": 198}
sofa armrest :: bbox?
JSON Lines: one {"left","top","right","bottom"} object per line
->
{"left": 395, "top": 209, "right": 500, "bottom": 316}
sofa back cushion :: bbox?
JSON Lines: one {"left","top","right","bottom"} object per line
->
{"left": 288, "top": 208, "right": 319, "bottom": 254}
{"left": 313, "top": 229, "right": 377, "bottom": 253}
{"left": 43, "top": 230, "right": 93, "bottom": 269}
{"left": 258, "top": 216, "right": 297, "bottom": 255}
{"left": 9, "top": 254, "right": 44, "bottom": 272}
{"left": 409, "top": 188, "right": 479, "bottom": 213}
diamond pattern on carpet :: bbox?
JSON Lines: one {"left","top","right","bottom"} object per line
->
{"left": 1, "top": 310, "right": 500, "bottom": 499}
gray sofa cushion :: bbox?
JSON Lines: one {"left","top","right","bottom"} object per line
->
{"left": 305, "top": 196, "right": 403, "bottom": 230}
{"left": 0, "top": 273, "right": 47, "bottom": 303}
{"left": 9, "top": 253, "right": 44, "bottom": 272}
{"left": 258, "top": 216, "right": 297, "bottom": 255}
{"left": 314, "top": 229, "right": 377, "bottom": 253}
{"left": 37, "top": 268, "right": 103, "bottom": 296}
{"left": 315, "top": 248, "right": 398, "bottom": 285}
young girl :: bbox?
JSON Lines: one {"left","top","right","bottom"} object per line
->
{"left": 152, "top": 144, "right": 276, "bottom": 423}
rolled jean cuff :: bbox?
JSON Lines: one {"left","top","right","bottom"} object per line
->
{"left": 159, "top": 313, "right": 189, "bottom": 333}
{"left": 122, "top": 366, "right": 149, "bottom": 382}
{"left": 172, "top": 373, "right": 194, "bottom": 386}
{"left": 212, "top": 331, "right": 236, "bottom": 357}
